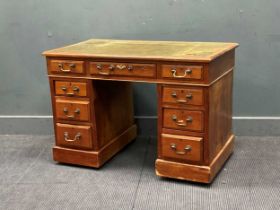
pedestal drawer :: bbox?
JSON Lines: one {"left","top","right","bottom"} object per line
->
{"left": 161, "top": 134, "right": 203, "bottom": 162}
{"left": 55, "top": 98, "right": 90, "bottom": 122}
{"left": 162, "top": 86, "right": 204, "bottom": 105}
{"left": 55, "top": 81, "right": 88, "bottom": 97}
{"left": 163, "top": 108, "right": 204, "bottom": 132}
{"left": 56, "top": 123, "right": 93, "bottom": 149}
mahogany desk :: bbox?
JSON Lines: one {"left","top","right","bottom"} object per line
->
{"left": 43, "top": 39, "right": 238, "bottom": 183}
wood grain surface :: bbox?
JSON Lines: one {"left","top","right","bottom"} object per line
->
{"left": 43, "top": 39, "right": 238, "bottom": 62}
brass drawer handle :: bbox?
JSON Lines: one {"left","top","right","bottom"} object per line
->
{"left": 64, "top": 132, "right": 81, "bottom": 142}
{"left": 171, "top": 69, "right": 192, "bottom": 78}
{"left": 108, "top": 64, "right": 115, "bottom": 70}
{"left": 63, "top": 108, "right": 80, "bottom": 118}
{"left": 72, "top": 86, "right": 80, "bottom": 92}
{"left": 97, "top": 64, "right": 112, "bottom": 75}
{"left": 58, "top": 63, "right": 75, "bottom": 72}
{"left": 171, "top": 92, "right": 193, "bottom": 103}
{"left": 170, "top": 143, "right": 192, "bottom": 155}
{"left": 66, "top": 86, "right": 80, "bottom": 96}
{"left": 172, "top": 115, "right": 193, "bottom": 127}
{"left": 186, "top": 94, "right": 193, "bottom": 100}
{"left": 61, "top": 86, "right": 67, "bottom": 91}
{"left": 66, "top": 93, "right": 75, "bottom": 96}
{"left": 176, "top": 120, "right": 186, "bottom": 127}
{"left": 127, "top": 65, "right": 133, "bottom": 71}
{"left": 176, "top": 99, "right": 187, "bottom": 103}
{"left": 61, "top": 86, "right": 80, "bottom": 96}
{"left": 98, "top": 71, "right": 111, "bottom": 75}
{"left": 97, "top": 64, "right": 102, "bottom": 70}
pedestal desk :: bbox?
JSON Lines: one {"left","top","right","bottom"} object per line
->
{"left": 43, "top": 39, "right": 238, "bottom": 183}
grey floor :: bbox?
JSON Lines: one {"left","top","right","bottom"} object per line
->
{"left": 0, "top": 135, "right": 280, "bottom": 210}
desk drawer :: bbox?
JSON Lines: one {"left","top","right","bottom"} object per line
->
{"left": 55, "top": 98, "right": 90, "bottom": 122}
{"left": 163, "top": 108, "right": 204, "bottom": 132}
{"left": 89, "top": 62, "right": 156, "bottom": 78}
{"left": 162, "top": 86, "right": 204, "bottom": 106}
{"left": 55, "top": 81, "right": 88, "bottom": 97}
{"left": 49, "top": 60, "right": 85, "bottom": 74}
{"left": 161, "top": 65, "right": 203, "bottom": 81}
{"left": 161, "top": 134, "right": 203, "bottom": 162}
{"left": 56, "top": 123, "right": 93, "bottom": 149}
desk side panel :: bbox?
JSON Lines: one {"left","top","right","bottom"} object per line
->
{"left": 208, "top": 71, "right": 234, "bottom": 162}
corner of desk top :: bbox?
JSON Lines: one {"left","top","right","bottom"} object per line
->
{"left": 208, "top": 42, "right": 239, "bottom": 61}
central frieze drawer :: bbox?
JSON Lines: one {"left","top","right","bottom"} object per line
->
{"left": 55, "top": 98, "right": 90, "bottom": 122}
{"left": 163, "top": 108, "right": 204, "bottom": 132}
{"left": 89, "top": 62, "right": 156, "bottom": 78}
